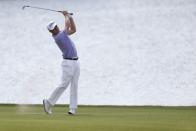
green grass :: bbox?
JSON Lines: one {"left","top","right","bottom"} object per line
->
{"left": 0, "top": 105, "right": 196, "bottom": 131}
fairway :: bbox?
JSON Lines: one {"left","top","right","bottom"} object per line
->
{"left": 0, "top": 105, "right": 196, "bottom": 131}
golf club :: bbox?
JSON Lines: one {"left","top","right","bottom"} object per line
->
{"left": 22, "top": 5, "right": 73, "bottom": 15}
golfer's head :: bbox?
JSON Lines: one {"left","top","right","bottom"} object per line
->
{"left": 47, "top": 21, "right": 59, "bottom": 35}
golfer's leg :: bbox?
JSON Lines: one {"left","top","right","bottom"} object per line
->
{"left": 48, "top": 83, "right": 70, "bottom": 106}
{"left": 48, "top": 63, "right": 72, "bottom": 106}
{"left": 69, "top": 62, "right": 80, "bottom": 109}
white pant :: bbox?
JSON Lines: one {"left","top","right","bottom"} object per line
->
{"left": 48, "top": 59, "right": 80, "bottom": 109}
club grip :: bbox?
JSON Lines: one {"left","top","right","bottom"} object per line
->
{"left": 69, "top": 13, "right": 73, "bottom": 15}
{"left": 58, "top": 11, "right": 73, "bottom": 15}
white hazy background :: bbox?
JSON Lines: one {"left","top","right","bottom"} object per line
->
{"left": 0, "top": 0, "right": 196, "bottom": 106}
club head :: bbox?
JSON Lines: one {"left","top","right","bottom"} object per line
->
{"left": 22, "top": 5, "right": 29, "bottom": 10}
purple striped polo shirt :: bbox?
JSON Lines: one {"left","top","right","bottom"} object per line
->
{"left": 53, "top": 30, "right": 78, "bottom": 58}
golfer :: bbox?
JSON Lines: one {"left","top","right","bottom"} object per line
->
{"left": 43, "top": 11, "right": 80, "bottom": 115}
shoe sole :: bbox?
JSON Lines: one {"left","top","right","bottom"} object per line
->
{"left": 43, "top": 99, "right": 50, "bottom": 114}
{"left": 68, "top": 112, "right": 75, "bottom": 115}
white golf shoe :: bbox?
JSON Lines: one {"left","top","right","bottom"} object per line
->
{"left": 43, "top": 99, "right": 52, "bottom": 114}
{"left": 68, "top": 108, "right": 76, "bottom": 115}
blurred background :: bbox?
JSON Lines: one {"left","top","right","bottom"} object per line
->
{"left": 0, "top": 0, "right": 196, "bottom": 106}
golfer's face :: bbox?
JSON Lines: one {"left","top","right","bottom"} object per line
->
{"left": 50, "top": 26, "right": 59, "bottom": 35}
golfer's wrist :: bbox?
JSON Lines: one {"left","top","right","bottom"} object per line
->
{"left": 65, "top": 14, "right": 71, "bottom": 18}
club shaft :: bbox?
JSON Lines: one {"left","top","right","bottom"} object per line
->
{"left": 25, "top": 6, "right": 73, "bottom": 15}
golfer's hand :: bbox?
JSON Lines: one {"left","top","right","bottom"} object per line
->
{"left": 61, "top": 11, "right": 69, "bottom": 17}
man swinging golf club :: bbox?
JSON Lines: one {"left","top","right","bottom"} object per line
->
{"left": 43, "top": 10, "right": 80, "bottom": 115}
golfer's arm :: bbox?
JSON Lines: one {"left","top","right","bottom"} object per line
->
{"left": 67, "top": 16, "right": 76, "bottom": 35}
